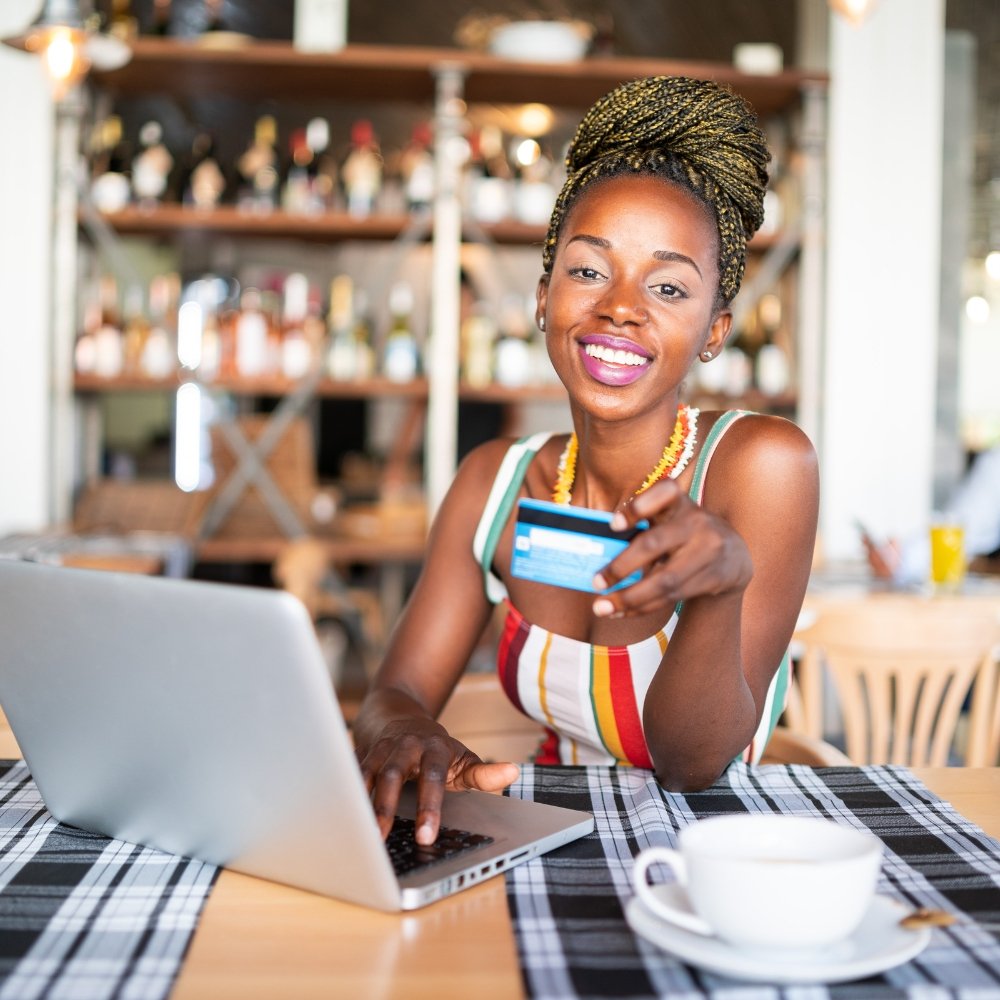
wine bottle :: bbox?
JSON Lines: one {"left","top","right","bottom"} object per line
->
{"left": 236, "top": 115, "right": 280, "bottom": 213}
{"left": 184, "top": 132, "right": 226, "bottom": 210}
{"left": 383, "top": 282, "right": 419, "bottom": 383}
{"left": 325, "top": 274, "right": 357, "bottom": 380}
{"left": 91, "top": 116, "right": 132, "bottom": 213}
{"left": 280, "top": 272, "right": 313, "bottom": 379}
{"left": 341, "top": 120, "right": 382, "bottom": 218}
{"left": 131, "top": 120, "right": 173, "bottom": 209}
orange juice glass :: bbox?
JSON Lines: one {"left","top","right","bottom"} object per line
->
{"left": 929, "top": 522, "right": 965, "bottom": 592}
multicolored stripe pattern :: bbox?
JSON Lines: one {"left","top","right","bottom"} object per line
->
{"left": 498, "top": 601, "right": 671, "bottom": 767}
{"left": 483, "top": 410, "right": 788, "bottom": 768}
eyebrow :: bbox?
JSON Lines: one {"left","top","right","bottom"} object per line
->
{"left": 566, "top": 235, "right": 703, "bottom": 279}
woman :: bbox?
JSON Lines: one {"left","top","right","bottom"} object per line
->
{"left": 354, "top": 76, "right": 819, "bottom": 845}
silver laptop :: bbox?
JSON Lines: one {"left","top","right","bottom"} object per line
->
{"left": 0, "top": 559, "right": 593, "bottom": 911}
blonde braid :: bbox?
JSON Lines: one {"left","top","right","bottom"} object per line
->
{"left": 543, "top": 76, "right": 770, "bottom": 304}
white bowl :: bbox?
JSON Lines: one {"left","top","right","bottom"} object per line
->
{"left": 489, "top": 20, "right": 591, "bottom": 63}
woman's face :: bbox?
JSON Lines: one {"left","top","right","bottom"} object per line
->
{"left": 537, "top": 174, "right": 731, "bottom": 421}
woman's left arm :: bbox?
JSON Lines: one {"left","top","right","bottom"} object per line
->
{"left": 594, "top": 416, "right": 819, "bottom": 790}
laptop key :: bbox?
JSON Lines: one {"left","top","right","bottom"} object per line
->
{"left": 386, "top": 816, "right": 494, "bottom": 876}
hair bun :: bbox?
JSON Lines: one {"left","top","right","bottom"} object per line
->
{"left": 544, "top": 75, "right": 771, "bottom": 301}
{"left": 568, "top": 76, "right": 769, "bottom": 240}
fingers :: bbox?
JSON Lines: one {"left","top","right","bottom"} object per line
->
{"left": 593, "top": 498, "right": 751, "bottom": 617}
{"left": 457, "top": 760, "right": 521, "bottom": 793}
{"left": 413, "top": 757, "right": 520, "bottom": 845}
{"left": 359, "top": 724, "right": 493, "bottom": 845}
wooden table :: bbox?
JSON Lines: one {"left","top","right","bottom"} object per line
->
{"left": 0, "top": 715, "right": 995, "bottom": 1000}
{"left": 167, "top": 767, "right": 1000, "bottom": 1000}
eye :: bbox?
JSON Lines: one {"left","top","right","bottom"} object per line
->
{"left": 651, "top": 281, "right": 688, "bottom": 300}
{"left": 568, "top": 265, "right": 604, "bottom": 281}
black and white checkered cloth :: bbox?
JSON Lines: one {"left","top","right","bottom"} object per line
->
{"left": 506, "top": 763, "right": 1000, "bottom": 999}
{"left": 0, "top": 760, "right": 217, "bottom": 1000}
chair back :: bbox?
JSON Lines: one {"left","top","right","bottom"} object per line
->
{"left": 796, "top": 596, "right": 1000, "bottom": 766}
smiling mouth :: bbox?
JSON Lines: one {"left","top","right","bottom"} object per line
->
{"left": 583, "top": 343, "right": 649, "bottom": 367}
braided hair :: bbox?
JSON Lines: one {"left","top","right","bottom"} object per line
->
{"left": 542, "top": 76, "right": 770, "bottom": 304}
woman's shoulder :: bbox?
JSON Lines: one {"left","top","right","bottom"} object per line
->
{"left": 703, "top": 409, "right": 814, "bottom": 457}
{"left": 697, "top": 410, "right": 817, "bottom": 497}
{"left": 443, "top": 431, "right": 566, "bottom": 520}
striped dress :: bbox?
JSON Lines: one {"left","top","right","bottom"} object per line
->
{"left": 471, "top": 411, "right": 789, "bottom": 767}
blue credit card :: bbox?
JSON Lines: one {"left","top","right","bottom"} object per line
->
{"left": 510, "top": 498, "right": 647, "bottom": 594}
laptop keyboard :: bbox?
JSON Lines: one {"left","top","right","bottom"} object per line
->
{"left": 386, "top": 816, "right": 494, "bottom": 876}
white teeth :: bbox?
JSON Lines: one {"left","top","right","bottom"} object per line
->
{"left": 584, "top": 343, "right": 647, "bottom": 367}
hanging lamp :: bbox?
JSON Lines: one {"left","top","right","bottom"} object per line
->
{"left": 828, "top": 0, "right": 878, "bottom": 27}
{"left": 2, "top": 0, "right": 130, "bottom": 99}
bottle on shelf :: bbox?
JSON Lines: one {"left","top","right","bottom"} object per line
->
{"left": 234, "top": 287, "right": 269, "bottom": 377}
{"left": 90, "top": 115, "right": 132, "bottom": 213}
{"left": 74, "top": 293, "right": 101, "bottom": 375}
{"left": 183, "top": 132, "right": 227, "bottom": 210}
{"left": 383, "top": 281, "right": 419, "bottom": 383}
{"left": 460, "top": 299, "right": 495, "bottom": 388}
{"left": 236, "top": 115, "right": 280, "bottom": 213}
{"left": 93, "top": 274, "right": 124, "bottom": 379}
{"left": 131, "top": 120, "right": 173, "bottom": 210}
{"left": 341, "top": 120, "right": 383, "bottom": 218}
{"left": 465, "top": 125, "right": 512, "bottom": 224}
{"left": 325, "top": 273, "right": 358, "bottom": 380}
{"left": 493, "top": 293, "right": 533, "bottom": 387}
{"left": 121, "top": 285, "right": 150, "bottom": 376}
{"left": 351, "top": 287, "right": 376, "bottom": 379}
{"left": 511, "top": 137, "right": 557, "bottom": 225}
{"left": 141, "top": 272, "right": 179, "bottom": 379}
{"left": 306, "top": 116, "right": 338, "bottom": 213}
{"left": 280, "top": 271, "right": 314, "bottom": 379}
{"left": 398, "top": 120, "right": 435, "bottom": 214}
{"left": 146, "top": 0, "right": 172, "bottom": 36}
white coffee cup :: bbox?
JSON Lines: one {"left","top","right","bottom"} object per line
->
{"left": 633, "top": 815, "right": 883, "bottom": 951}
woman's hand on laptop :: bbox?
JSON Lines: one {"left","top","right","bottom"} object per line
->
{"left": 358, "top": 714, "right": 520, "bottom": 846}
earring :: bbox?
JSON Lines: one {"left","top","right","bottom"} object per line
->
{"left": 539, "top": 316, "right": 546, "bottom": 331}
{"left": 701, "top": 350, "right": 713, "bottom": 361}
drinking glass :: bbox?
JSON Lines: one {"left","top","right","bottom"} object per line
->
{"left": 929, "top": 518, "right": 965, "bottom": 592}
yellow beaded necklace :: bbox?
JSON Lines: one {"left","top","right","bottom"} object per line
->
{"left": 551, "top": 405, "right": 700, "bottom": 506}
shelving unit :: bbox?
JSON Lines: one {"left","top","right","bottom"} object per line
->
{"left": 80, "top": 37, "right": 826, "bottom": 559}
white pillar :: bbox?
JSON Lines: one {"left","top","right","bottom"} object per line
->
{"left": 0, "top": 44, "right": 53, "bottom": 533}
{"left": 820, "top": 0, "right": 945, "bottom": 558}
{"left": 425, "top": 64, "right": 465, "bottom": 515}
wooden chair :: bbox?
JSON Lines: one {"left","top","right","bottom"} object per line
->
{"left": 437, "top": 673, "right": 545, "bottom": 764}
{"left": 439, "top": 675, "right": 853, "bottom": 769}
{"left": 759, "top": 726, "right": 851, "bottom": 766}
{"left": 793, "top": 595, "right": 1000, "bottom": 766}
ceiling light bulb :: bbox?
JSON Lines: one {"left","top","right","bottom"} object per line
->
{"left": 828, "top": 0, "right": 878, "bottom": 27}
{"left": 41, "top": 25, "right": 89, "bottom": 93}
{"left": 965, "top": 295, "right": 990, "bottom": 324}
{"left": 985, "top": 251, "right": 1000, "bottom": 281}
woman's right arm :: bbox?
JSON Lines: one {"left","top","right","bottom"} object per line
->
{"left": 353, "top": 440, "right": 520, "bottom": 845}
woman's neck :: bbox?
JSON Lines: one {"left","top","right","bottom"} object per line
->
{"left": 568, "top": 403, "right": 686, "bottom": 512}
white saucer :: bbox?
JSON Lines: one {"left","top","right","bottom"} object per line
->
{"left": 625, "top": 886, "right": 931, "bottom": 985}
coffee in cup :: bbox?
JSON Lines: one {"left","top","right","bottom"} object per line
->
{"left": 632, "top": 814, "right": 882, "bottom": 951}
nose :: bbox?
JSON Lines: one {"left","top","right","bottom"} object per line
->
{"left": 596, "top": 277, "right": 646, "bottom": 327}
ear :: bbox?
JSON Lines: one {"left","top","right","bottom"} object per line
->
{"left": 535, "top": 274, "right": 549, "bottom": 328}
{"left": 703, "top": 307, "right": 733, "bottom": 358}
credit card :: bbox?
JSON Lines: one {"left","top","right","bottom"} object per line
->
{"left": 510, "top": 498, "right": 647, "bottom": 594}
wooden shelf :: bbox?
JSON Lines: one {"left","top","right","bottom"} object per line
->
{"left": 194, "top": 534, "right": 426, "bottom": 565}
{"left": 93, "top": 206, "right": 415, "bottom": 242}
{"left": 73, "top": 372, "right": 791, "bottom": 411}
{"left": 73, "top": 372, "right": 569, "bottom": 403}
{"left": 91, "top": 206, "right": 792, "bottom": 251}
{"left": 91, "top": 39, "right": 826, "bottom": 115}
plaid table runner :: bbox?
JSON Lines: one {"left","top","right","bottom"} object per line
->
{"left": 0, "top": 760, "right": 218, "bottom": 1000}
{"left": 506, "top": 763, "right": 1000, "bottom": 999}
